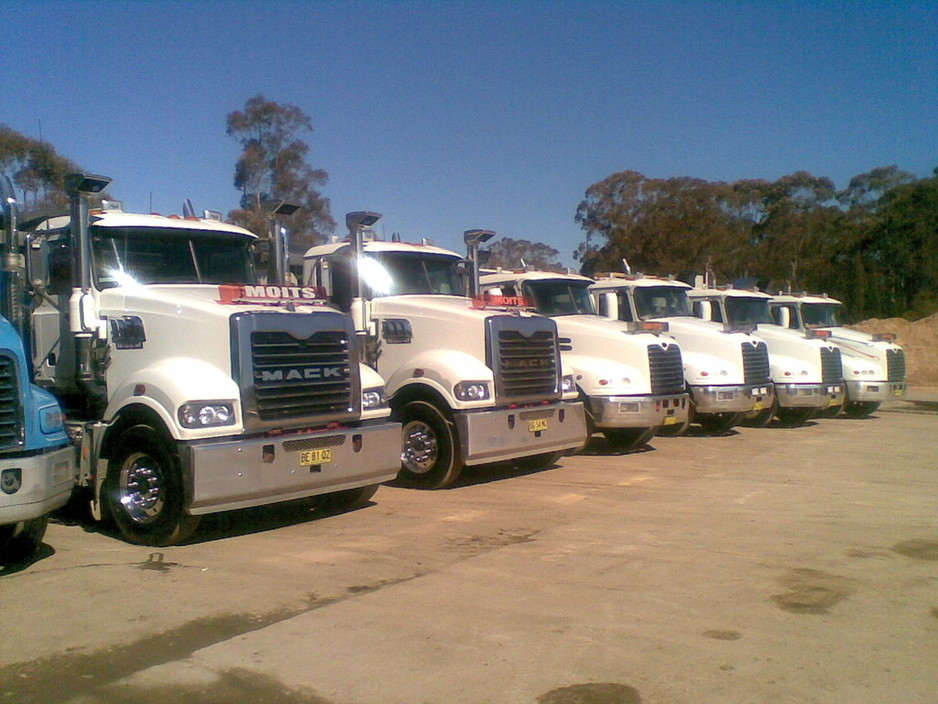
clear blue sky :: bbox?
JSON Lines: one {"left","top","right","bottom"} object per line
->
{"left": 4, "top": 1, "right": 936, "bottom": 267}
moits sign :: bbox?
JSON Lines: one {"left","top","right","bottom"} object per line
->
{"left": 218, "top": 285, "right": 328, "bottom": 304}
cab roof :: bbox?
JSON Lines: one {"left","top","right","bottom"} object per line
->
{"left": 770, "top": 292, "right": 842, "bottom": 305}
{"left": 687, "top": 286, "right": 771, "bottom": 300}
{"left": 480, "top": 269, "right": 592, "bottom": 286}
{"left": 303, "top": 239, "right": 461, "bottom": 259}
{"left": 24, "top": 210, "right": 256, "bottom": 239}
{"left": 589, "top": 273, "right": 691, "bottom": 291}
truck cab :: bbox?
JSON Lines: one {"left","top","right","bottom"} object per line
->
{"left": 688, "top": 287, "right": 845, "bottom": 424}
{"left": 303, "top": 219, "right": 587, "bottom": 488}
{"left": 769, "top": 293, "right": 906, "bottom": 417}
{"left": 479, "top": 269, "right": 688, "bottom": 449}
{"left": 11, "top": 176, "right": 401, "bottom": 546}
{"left": 590, "top": 274, "right": 774, "bottom": 433}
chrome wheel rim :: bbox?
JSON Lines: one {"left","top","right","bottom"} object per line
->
{"left": 118, "top": 452, "right": 165, "bottom": 524}
{"left": 401, "top": 420, "right": 439, "bottom": 474}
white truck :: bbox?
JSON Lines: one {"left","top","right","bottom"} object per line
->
{"left": 478, "top": 269, "right": 688, "bottom": 450}
{"left": 302, "top": 215, "right": 588, "bottom": 488}
{"left": 9, "top": 173, "right": 401, "bottom": 546}
{"left": 768, "top": 293, "right": 906, "bottom": 417}
{"left": 590, "top": 274, "right": 774, "bottom": 433}
{"left": 688, "top": 286, "right": 845, "bottom": 425}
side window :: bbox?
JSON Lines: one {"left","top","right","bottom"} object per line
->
{"left": 710, "top": 300, "right": 723, "bottom": 323}
{"left": 48, "top": 240, "right": 73, "bottom": 295}
{"left": 327, "top": 255, "right": 355, "bottom": 312}
{"left": 619, "top": 294, "right": 634, "bottom": 322}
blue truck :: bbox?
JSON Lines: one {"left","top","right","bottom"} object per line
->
{"left": 1, "top": 177, "right": 76, "bottom": 562}
{"left": 0, "top": 315, "right": 75, "bottom": 563}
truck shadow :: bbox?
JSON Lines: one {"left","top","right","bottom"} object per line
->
{"left": 51, "top": 496, "right": 377, "bottom": 547}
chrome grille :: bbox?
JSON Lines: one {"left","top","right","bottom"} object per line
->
{"left": 487, "top": 315, "right": 560, "bottom": 404}
{"left": 820, "top": 347, "right": 843, "bottom": 383}
{"left": 741, "top": 341, "right": 771, "bottom": 385}
{"left": 251, "top": 331, "right": 352, "bottom": 421}
{"left": 231, "top": 311, "right": 361, "bottom": 433}
{"left": 886, "top": 349, "right": 906, "bottom": 382}
{"left": 648, "top": 344, "right": 684, "bottom": 394}
{"left": 0, "top": 354, "right": 22, "bottom": 449}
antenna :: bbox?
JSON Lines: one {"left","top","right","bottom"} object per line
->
{"left": 622, "top": 258, "right": 631, "bottom": 275}
{"left": 183, "top": 199, "right": 196, "bottom": 218}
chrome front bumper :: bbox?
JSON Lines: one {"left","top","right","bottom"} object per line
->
{"left": 183, "top": 420, "right": 402, "bottom": 515}
{"left": 846, "top": 380, "right": 907, "bottom": 402}
{"left": 690, "top": 384, "right": 774, "bottom": 415}
{"left": 454, "top": 401, "right": 587, "bottom": 466}
{"left": 589, "top": 393, "right": 689, "bottom": 430}
{"left": 0, "top": 445, "right": 76, "bottom": 525}
{"left": 776, "top": 382, "right": 845, "bottom": 409}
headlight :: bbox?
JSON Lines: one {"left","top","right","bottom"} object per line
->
{"left": 561, "top": 374, "right": 576, "bottom": 394}
{"left": 454, "top": 381, "right": 490, "bottom": 401}
{"left": 178, "top": 402, "right": 235, "bottom": 428}
{"left": 362, "top": 387, "right": 388, "bottom": 409}
{"left": 39, "top": 405, "right": 66, "bottom": 434}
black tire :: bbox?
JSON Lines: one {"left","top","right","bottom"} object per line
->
{"left": 697, "top": 412, "right": 742, "bottom": 435}
{"left": 315, "top": 484, "right": 380, "bottom": 511}
{"left": 0, "top": 516, "right": 48, "bottom": 565}
{"left": 741, "top": 398, "right": 778, "bottom": 428}
{"left": 844, "top": 401, "right": 881, "bottom": 418}
{"left": 105, "top": 425, "right": 200, "bottom": 546}
{"left": 397, "top": 401, "right": 463, "bottom": 488}
{"left": 602, "top": 426, "right": 656, "bottom": 451}
{"left": 776, "top": 406, "right": 816, "bottom": 426}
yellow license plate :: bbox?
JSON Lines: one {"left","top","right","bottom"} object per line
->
{"left": 828, "top": 397, "right": 840, "bottom": 407}
{"left": 300, "top": 448, "right": 333, "bottom": 466}
{"left": 528, "top": 418, "right": 549, "bottom": 432}
{"left": 753, "top": 401, "right": 765, "bottom": 411}
{"left": 663, "top": 416, "right": 678, "bottom": 425}
{"left": 894, "top": 389, "right": 903, "bottom": 397}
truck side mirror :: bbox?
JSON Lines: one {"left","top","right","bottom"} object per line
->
{"left": 694, "top": 300, "right": 712, "bottom": 320}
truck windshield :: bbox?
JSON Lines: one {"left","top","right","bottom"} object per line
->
{"left": 521, "top": 280, "right": 595, "bottom": 316}
{"left": 633, "top": 286, "right": 691, "bottom": 319}
{"left": 91, "top": 228, "right": 257, "bottom": 288}
{"left": 801, "top": 302, "right": 842, "bottom": 327}
{"left": 725, "top": 297, "right": 774, "bottom": 325}
{"left": 361, "top": 252, "right": 464, "bottom": 296}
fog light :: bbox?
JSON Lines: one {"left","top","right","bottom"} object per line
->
{"left": 1, "top": 468, "right": 22, "bottom": 495}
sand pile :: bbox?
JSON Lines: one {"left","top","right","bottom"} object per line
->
{"left": 849, "top": 312, "right": 938, "bottom": 386}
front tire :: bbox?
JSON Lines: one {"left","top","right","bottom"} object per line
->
{"left": 0, "top": 516, "right": 48, "bottom": 565}
{"left": 105, "top": 426, "right": 200, "bottom": 546}
{"left": 397, "top": 401, "right": 464, "bottom": 489}
{"left": 741, "top": 398, "right": 778, "bottom": 428}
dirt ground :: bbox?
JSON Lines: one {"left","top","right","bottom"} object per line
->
{"left": 2, "top": 404, "right": 936, "bottom": 704}
{"left": 851, "top": 311, "right": 938, "bottom": 385}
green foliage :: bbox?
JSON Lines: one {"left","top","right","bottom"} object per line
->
{"left": 576, "top": 165, "right": 938, "bottom": 321}
{"left": 226, "top": 95, "right": 335, "bottom": 253}
{"left": 482, "top": 237, "right": 561, "bottom": 270}
{"left": 0, "top": 124, "right": 83, "bottom": 214}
